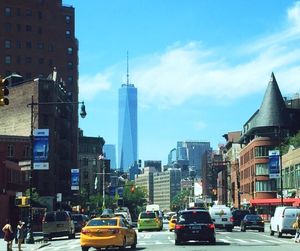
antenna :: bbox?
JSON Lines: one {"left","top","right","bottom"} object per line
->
{"left": 127, "top": 51, "right": 129, "bottom": 85}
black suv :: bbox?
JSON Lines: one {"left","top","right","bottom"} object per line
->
{"left": 232, "top": 209, "right": 250, "bottom": 226}
{"left": 174, "top": 209, "right": 216, "bottom": 245}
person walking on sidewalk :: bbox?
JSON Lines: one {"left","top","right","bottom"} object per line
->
{"left": 16, "top": 220, "right": 25, "bottom": 251}
{"left": 294, "top": 213, "right": 300, "bottom": 242}
{"left": 2, "top": 219, "right": 14, "bottom": 251}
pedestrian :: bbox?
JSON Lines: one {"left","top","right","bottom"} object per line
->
{"left": 2, "top": 219, "right": 14, "bottom": 251}
{"left": 16, "top": 220, "right": 25, "bottom": 251}
{"left": 294, "top": 213, "right": 300, "bottom": 242}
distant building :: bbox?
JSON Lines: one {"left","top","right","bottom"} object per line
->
{"left": 118, "top": 80, "right": 138, "bottom": 172}
{"left": 78, "top": 130, "right": 105, "bottom": 198}
{"left": 135, "top": 167, "right": 157, "bottom": 204}
{"left": 103, "top": 144, "right": 117, "bottom": 169}
{"left": 153, "top": 169, "right": 181, "bottom": 211}
{"left": 144, "top": 160, "right": 162, "bottom": 173}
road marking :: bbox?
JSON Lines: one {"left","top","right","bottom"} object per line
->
{"left": 218, "top": 238, "right": 231, "bottom": 243}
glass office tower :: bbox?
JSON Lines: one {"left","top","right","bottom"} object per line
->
{"left": 118, "top": 83, "right": 137, "bottom": 172}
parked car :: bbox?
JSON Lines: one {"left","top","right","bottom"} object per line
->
{"left": 209, "top": 205, "right": 233, "bottom": 231}
{"left": 174, "top": 209, "right": 216, "bottom": 245}
{"left": 270, "top": 206, "right": 300, "bottom": 237}
{"left": 42, "top": 211, "right": 75, "bottom": 240}
{"left": 137, "top": 211, "right": 161, "bottom": 232}
{"left": 168, "top": 215, "right": 177, "bottom": 232}
{"left": 80, "top": 216, "right": 137, "bottom": 251}
{"left": 240, "top": 214, "right": 264, "bottom": 232}
{"left": 72, "top": 214, "right": 89, "bottom": 232}
{"left": 232, "top": 209, "right": 251, "bottom": 227}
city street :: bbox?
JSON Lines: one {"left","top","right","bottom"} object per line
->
{"left": 32, "top": 223, "right": 300, "bottom": 251}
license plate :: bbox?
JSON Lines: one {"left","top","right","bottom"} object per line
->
{"left": 57, "top": 224, "right": 64, "bottom": 227}
{"left": 192, "top": 226, "right": 202, "bottom": 230}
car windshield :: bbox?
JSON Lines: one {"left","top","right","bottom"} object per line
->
{"left": 178, "top": 211, "right": 212, "bottom": 224}
{"left": 140, "top": 212, "right": 156, "bottom": 218}
{"left": 87, "top": 219, "right": 118, "bottom": 227}
{"left": 246, "top": 215, "right": 262, "bottom": 221}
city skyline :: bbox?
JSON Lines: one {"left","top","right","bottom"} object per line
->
{"left": 63, "top": 0, "right": 300, "bottom": 165}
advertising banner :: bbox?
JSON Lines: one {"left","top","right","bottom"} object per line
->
{"left": 33, "top": 129, "right": 49, "bottom": 170}
{"left": 71, "top": 169, "right": 80, "bottom": 190}
{"left": 269, "top": 150, "right": 280, "bottom": 179}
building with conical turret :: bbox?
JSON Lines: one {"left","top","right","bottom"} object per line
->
{"left": 237, "top": 73, "right": 300, "bottom": 213}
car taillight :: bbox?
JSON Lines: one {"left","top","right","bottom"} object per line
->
{"left": 208, "top": 224, "right": 215, "bottom": 229}
{"left": 175, "top": 224, "right": 185, "bottom": 230}
{"left": 230, "top": 217, "right": 234, "bottom": 222}
{"left": 81, "top": 229, "right": 90, "bottom": 235}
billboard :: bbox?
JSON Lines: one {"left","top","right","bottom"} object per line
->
{"left": 71, "top": 169, "right": 79, "bottom": 190}
{"left": 269, "top": 150, "right": 280, "bottom": 179}
{"left": 33, "top": 129, "right": 49, "bottom": 170}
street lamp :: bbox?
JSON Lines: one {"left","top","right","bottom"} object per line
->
{"left": 25, "top": 96, "right": 86, "bottom": 244}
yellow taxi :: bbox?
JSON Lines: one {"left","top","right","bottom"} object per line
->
{"left": 168, "top": 215, "right": 177, "bottom": 232}
{"left": 80, "top": 216, "right": 137, "bottom": 251}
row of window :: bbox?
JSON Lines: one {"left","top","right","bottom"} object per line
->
{"left": 4, "top": 55, "right": 73, "bottom": 69}
{"left": 4, "top": 39, "right": 55, "bottom": 51}
{"left": 4, "top": 6, "right": 72, "bottom": 24}
{"left": 7, "top": 144, "right": 30, "bottom": 158}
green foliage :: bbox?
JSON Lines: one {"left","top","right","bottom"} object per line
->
{"left": 171, "top": 190, "right": 190, "bottom": 211}
{"left": 279, "top": 131, "right": 300, "bottom": 154}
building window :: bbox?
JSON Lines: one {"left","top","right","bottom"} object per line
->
{"left": 17, "top": 56, "right": 21, "bottom": 64}
{"left": 255, "top": 180, "right": 277, "bottom": 192}
{"left": 255, "top": 163, "right": 269, "bottom": 175}
{"left": 26, "top": 25, "right": 32, "bottom": 32}
{"left": 8, "top": 145, "right": 14, "bottom": 157}
{"left": 67, "top": 47, "right": 73, "bottom": 55}
{"left": 25, "top": 57, "right": 32, "bottom": 64}
{"left": 4, "top": 40, "right": 11, "bottom": 48}
{"left": 67, "top": 76, "right": 73, "bottom": 83}
{"left": 68, "top": 62, "right": 73, "bottom": 70}
{"left": 23, "top": 145, "right": 30, "bottom": 158}
{"left": 5, "top": 55, "right": 11, "bottom": 64}
{"left": 66, "top": 30, "right": 71, "bottom": 38}
{"left": 92, "top": 158, "right": 97, "bottom": 166}
{"left": 16, "top": 40, "right": 21, "bottom": 48}
{"left": 17, "top": 24, "right": 21, "bottom": 32}
{"left": 4, "top": 7, "right": 11, "bottom": 16}
{"left": 26, "top": 41, "right": 32, "bottom": 48}
{"left": 25, "top": 9, "right": 32, "bottom": 16}
{"left": 66, "top": 15, "right": 71, "bottom": 24}
{"left": 38, "top": 58, "right": 44, "bottom": 64}
{"left": 4, "top": 23, "right": 12, "bottom": 32}
{"left": 255, "top": 146, "right": 271, "bottom": 158}
{"left": 37, "top": 42, "right": 44, "bottom": 49}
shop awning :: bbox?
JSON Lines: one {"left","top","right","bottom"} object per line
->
{"left": 250, "top": 198, "right": 300, "bottom": 206}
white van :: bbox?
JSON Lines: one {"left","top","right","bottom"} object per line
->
{"left": 270, "top": 206, "right": 300, "bottom": 237}
{"left": 209, "top": 205, "right": 234, "bottom": 231}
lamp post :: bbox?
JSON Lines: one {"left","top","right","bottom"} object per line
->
{"left": 25, "top": 96, "right": 86, "bottom": 244}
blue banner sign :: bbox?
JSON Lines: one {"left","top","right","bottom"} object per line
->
{"left": 33, "top": 129, "right": 49, "bottom": 170}
{"left": 71, "top": 169, "right": 79, "bottom": 190}
{"left": 269, "top": 150, "right": 280, "bottom": 179}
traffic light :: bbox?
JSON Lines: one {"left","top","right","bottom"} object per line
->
{"left": 130, "top": 186, "right": 135, "bottom": 193}
{"left": 0, "top": 77, "right": 9, "bottom": 106}
{"left": 15, "top": 196, "right": 30, "bottom": 207}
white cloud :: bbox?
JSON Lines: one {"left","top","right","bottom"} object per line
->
{"left": 288, "top": 1, "right": 300, "bottom": 28}
{"left": 79, "top": 72, "right": 112, "bottom": 100}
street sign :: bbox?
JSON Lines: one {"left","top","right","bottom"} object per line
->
{"left": 56, "top": 193, "right": 62, "bottom": 202}
{"left": 269, "top": 150, "right": 280, "bottom": 179}
{"left": 71, "top": 169, "right": 79, "bottom": 190}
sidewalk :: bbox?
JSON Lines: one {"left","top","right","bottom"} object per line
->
{"left": 0, "top": 235, "right": 50, "bottom": 251}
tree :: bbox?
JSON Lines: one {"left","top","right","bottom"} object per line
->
{"left": 280, "top": 131, "right": 300, "bottom": 154}
{"left": 171, "top": 190, "right": 190, "bottom": 211}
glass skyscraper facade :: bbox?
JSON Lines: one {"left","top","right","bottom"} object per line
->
{"left": 118, "top": 83, "right": 137, "bottom": 172}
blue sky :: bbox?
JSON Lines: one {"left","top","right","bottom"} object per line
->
{"left": 64, "top": 0, "right": 300, "bottom": 165}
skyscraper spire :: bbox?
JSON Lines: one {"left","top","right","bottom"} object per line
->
{"left": 127, "top": 51, "right": 129, "bottom": 85}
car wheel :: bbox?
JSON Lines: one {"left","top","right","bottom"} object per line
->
{"left": 119, "top": 237, "right": 126, "bottom": 250}
{"left": 69, "top": 233, "right": 75, "bottom": 239}
{"left": 131, "top": 235, "right": 137, "bottom": 249}
{"left": 278, "top": 231, "right": 282, "bottom": 238}
{"left": 241, "top": 226, "right": 246, "bottom": 232}
{"left": 81, "top": 246, "right": 90, "bottom": 251}
{"left": 175, "top": 237, "right": 182, "bottom": 245}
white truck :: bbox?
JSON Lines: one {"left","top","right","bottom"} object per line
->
{"left": 209, "top": 205, "right": 234, "bottom": 232}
